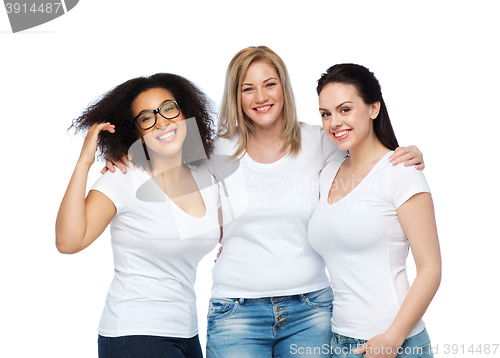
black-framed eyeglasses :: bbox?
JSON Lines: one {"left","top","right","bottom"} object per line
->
{"left": 133, "top": 100, "right": 181, "bottom": 130}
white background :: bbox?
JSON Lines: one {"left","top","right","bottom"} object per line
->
{"left": 1, "top": 1, "right": 499, "bottom": 357}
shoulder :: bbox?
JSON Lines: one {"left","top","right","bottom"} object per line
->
{"left": 299, "top": 122, "right": 345, "bottom": 164}
{"left": 94, "top": 168, "right": 130, "bottom": 186}
{"left": 382, "top": 152, "right": 428, "bottom": 182}
{"left": 298, "top": 123, "right": 328, "bottom": 154}
{"left": 93, "top": 167, "right": 148, "bottom": 191}
{"left": 378, "top": 152, "right": 431, "bottom": 207}
{"left": 91, "top": 168, "right": 149, "bottom": 214}
{"left": 214, "top": 131, "right": 240, "bottom": 156}
{"left": 299, "top": 122, "right": 324, "bottom": 140}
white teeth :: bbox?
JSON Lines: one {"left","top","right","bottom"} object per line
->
{"left": 256, "top": 105, "right": 271, "bottom": 112}
{"left": 158, "top": 130, "right": 176, "bottom": 141}
{"left": 334, "top": 130, "right": 351, "bottom": 137}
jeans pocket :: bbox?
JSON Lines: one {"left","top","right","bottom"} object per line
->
{"left": 398, "top": 329, "right": 434, "bottom": 358}
{"left": 401, "top": 342, "right": 433, "bottom": 358}
{"left": 417, "top": 342, "right": 434, "bottom": 358}
{"left": 97, "top": 336, "right": 108, "bottom": 358}
{"left": 331, "top": 334, "right": 366, "bottom": 358}
{"left": 207, "top": 298, "right": 239, "bottom": 328}
{"left": 304, "top": 287, "right": 334, "bottom": 311}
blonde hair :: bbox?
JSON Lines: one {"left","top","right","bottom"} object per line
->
{"left": 218, "top": 46, "right": 302, "bottom": 157}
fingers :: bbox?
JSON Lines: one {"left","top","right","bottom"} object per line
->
{"left": 105, "top": 123, "right": 116, "bottom": 133}
{"left": 388, "top": 147, "right": 401, "bottom": 163}
{"left": 105, "top": 160, "right": 116, "bottom": 173}
{"left": 114, "top": 160, "right": 128, "bottom": 174}
{"left": 122, "top": 154, "right": 135, "bottom": 171}
{"left": 96, "top": 122, "right": 116, "bottom": 136}
{"left": 400, "top": 157, "right": 425, "bottom": 168}
{"left": 89, "top": 123, "right": 133, "bottom": 175}
{"left": 89, "top": 122, "right": 115, "bottom": 135}
{"left": 390, "top": 152, "right": 417, "bottom": 166}
{"left": 85, "top": 123, "right": 115, "bottom": 148}
{"left": 388, "top": 145, "right": 424, "bottom": 170}
{"left": 353, "top": 343, "right": 367, "bottom": 354}
{"left": 106, "top": 156, "right": 133, "bottom": 174}
{"left": 402, "top": 157, "right": 421, "bottom": 167}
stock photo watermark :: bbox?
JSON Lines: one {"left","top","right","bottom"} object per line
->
{"left": 290, "top": 343, "right": 499, "bottom": 355}
{"left": 3, "top": 0, "right": 78, "bottom": 32}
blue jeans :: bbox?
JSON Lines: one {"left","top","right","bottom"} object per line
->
{"left": 206, "top": 287, "right": 334, "bottom": 358}
{"left": 97, "top": 334, "right": 202, "bottom": 358}
{"left": 330, "top": 328, "right": 433, "bottom": 358}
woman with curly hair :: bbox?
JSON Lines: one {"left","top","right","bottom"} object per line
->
{"left": 56, "top": 73, "right": 221, "bottom": 358}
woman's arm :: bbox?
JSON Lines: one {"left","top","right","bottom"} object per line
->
{"left": 321, "top": 127, "right": 425, "bottom": 170}
{"left": 55, "top": 123, "right": 117, "bottom": 254}
{"left": 355, "top": 192, "right": 441, "bottom": 358}
{"left": 218, "top": 207, "right": 223, "bottom": 243}
{"left": 389, "top": 146, "right": 425, "bottom": 170}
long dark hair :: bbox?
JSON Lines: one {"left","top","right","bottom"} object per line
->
{"left": 70, "top": 73, "right": 215, "bottom": 170}
{"left": 316, "top": 64, "right": 399, "bottom": 150}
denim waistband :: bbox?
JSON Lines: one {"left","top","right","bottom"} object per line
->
{"left": 234, "top": 294, "right": 304, "bottom": 306}
{"left": 332, "top": 327, "right": 430, "bottom": 347}
{"left": 220, "top": 287, "right": 331, "bottom": 306}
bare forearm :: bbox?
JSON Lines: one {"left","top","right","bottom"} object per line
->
{"left": 386, "top": 266, "right": 441, "bottom": 345}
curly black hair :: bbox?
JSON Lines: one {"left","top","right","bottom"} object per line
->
{"left": 70, "top": 73, "right": 216, "bottom": 169}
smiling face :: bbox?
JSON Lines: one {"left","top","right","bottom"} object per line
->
{"left": 319, "top": 83, "right": 380, "bottom": 152}
{"left": 132, "top": 87, "right": 187, "bottom": 161}
{"left": 240, "top": 61, "right": 284, "bottom": 131}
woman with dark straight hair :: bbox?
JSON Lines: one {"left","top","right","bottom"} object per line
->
{"left": 316, "top": 63, "right": 399, "bottom": 151}
{"left": 309, "top": 64, "right": 441, "bottom": 358}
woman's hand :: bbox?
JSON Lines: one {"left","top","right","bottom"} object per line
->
{"left": 78, "top": 122, "right": 115, "bottom": 168}
{"left": 388, "top": 145, "right": 424, "bottom": 170}
{"left": 101, "top": 154, "right": 134, "bottom": 174}
{"left": 353, "top": 333, "right": 401, "bottom": 358}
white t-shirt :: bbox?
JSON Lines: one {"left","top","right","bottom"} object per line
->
{"left": 308, "top": 151, "right": 430, "bottom": 340}
{"left": 91, "top": 166, "right": 220, "bottom": 338}
{"left": 211, "top": 123, "right": 346, "bottom": 298}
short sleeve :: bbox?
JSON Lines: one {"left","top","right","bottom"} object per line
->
{"left": 385, "top": 164, "right": 431, "bottom": 209}
{"left": 213, "top": 134, "right": 239, "bottom": 157}
{"left": 91, "top": 170, "right": 134, "bottom": 215}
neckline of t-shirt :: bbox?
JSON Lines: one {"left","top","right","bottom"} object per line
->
{"left": 172, "top": 167, "right": 209, "bottom": 220}
{"left": 140, "top": 166, "right": 210, "bottom": 220}
{"left": 244, "top": 149, "right": 291, "bottom": 168}
{"left": 326, "top": 151, "right": 393, "bottom": 207}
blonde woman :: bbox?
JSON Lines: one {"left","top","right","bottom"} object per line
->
{"left": 205, "top": 47, "right": 424, "bottom": 358}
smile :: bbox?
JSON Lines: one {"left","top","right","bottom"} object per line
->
{"left": 157, "top": 129, "right": 177, "bottom": 142}
{"left": 333, "top": 129, "right": 352, "bottom": 140}
{"left": 254, "top": 104, "right": 273, "bottom": 112}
